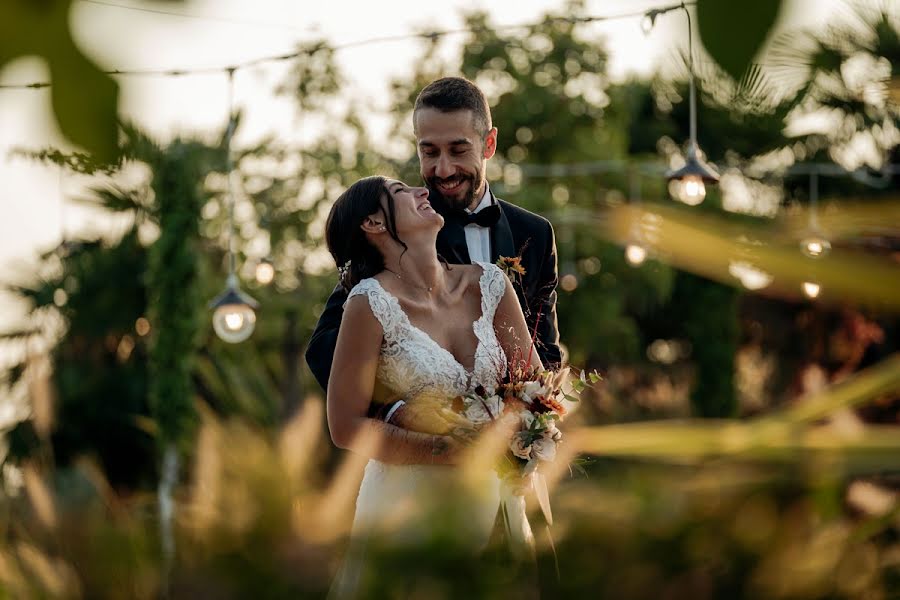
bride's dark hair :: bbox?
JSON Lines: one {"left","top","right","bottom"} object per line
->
{"left": 326, "top": 176, "right": 409, "bottom": 291}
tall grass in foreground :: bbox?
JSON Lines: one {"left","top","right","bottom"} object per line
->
{"left": 2, "top": 354, "right": 898, "bottom": 598}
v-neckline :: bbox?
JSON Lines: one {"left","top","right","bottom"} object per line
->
{"left": 371, "top": 265, "right": 489, "bottom": 376}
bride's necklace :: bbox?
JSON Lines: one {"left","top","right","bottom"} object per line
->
{"left": 383, "top": 267, "right": 437, "bottom": 294}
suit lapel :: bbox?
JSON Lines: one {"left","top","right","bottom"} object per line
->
{"left": 491, "top": 195, "right": 516, "bottom": 263}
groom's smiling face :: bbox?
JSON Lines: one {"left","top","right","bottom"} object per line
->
{"left": 415, "top": 107, "right": 497, "bottom": 213}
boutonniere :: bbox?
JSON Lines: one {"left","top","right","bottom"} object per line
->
{"left": 496, "top": 255, "right": 526, "bottom": 281}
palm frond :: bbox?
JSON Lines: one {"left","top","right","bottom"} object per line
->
{"left": 870, "top": 10, "right": 900, "bottom": 67}
{"left": 72, "top": 184, "right": 147, "bottom": 214}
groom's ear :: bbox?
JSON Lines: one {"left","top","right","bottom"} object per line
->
{"left": 483, "top": 127, "right": 498, "bottom": 160}
{"left": 360, "top": 216, "right": 386, "bottom": 234}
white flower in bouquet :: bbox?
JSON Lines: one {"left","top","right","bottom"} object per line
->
{"left": 509, "top": 432, "right": 533, "bottom": 460}
{"left": 464, "top": 394, "right": 504, "bottom": 425}
{"left": 521, "top": 381, "right": 547, "bottom": 403}
{"left": 531, "top": 436, "right": 557, "bottom": 462}
{"left": 519, "top": 409, "right": 536, "bottom": 429}
{"left": 543, "top": 420, "right": 562, "bottom": 442}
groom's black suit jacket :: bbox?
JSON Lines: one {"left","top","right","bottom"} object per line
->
{"left": 305, "top": 187, "right": 562, "bottom": 392}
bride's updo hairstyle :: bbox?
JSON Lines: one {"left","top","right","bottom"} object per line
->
{"left": 326, "top": 176, "right": 409, "bottom": 292}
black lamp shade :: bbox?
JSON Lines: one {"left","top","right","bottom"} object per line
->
{"left": 665, "top": 150, "right": 720, "bottom": 183}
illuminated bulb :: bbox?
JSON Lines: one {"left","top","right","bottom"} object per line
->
{"left": 625, "top": 244, "right": 647, "bottom": 266}
{"left": 800, "top": 235, "right": 832, "bottom": 259}
{"left": 677, "top": 175, "right": 706, "bottom": 206}
{"left": 213, "top": 303, "right": 256, "bottom": 343}
{"left": 640, "top": 14, "right": 656, "bottom": 34}
{"left": 255, "top": 259, "right": 275, "bottom": 285}
{"left": 224, "top": 311, "right": 244, "bottom": 330}
{"left": 802, "top": 281, "right": 821, "bottom": 299}
{"left": 209, "top": 274, "right": 259, "bottom": 343}
{"left": 666, "top": 148, "right": 718, "bottom": 206}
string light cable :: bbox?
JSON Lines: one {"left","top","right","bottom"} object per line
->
{"left": 0, "top": 2, "right": 697, "bottom": 90}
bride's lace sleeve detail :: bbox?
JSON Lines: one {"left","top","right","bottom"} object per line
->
{"left": 472, "top": 262, "right": 508, "bottom": 384}
{"left": 345, "top": 278, "right": 422, "bottom": 395}
{"left": 345, "top": 278, "right": 402, "bottom": 344}
{"left": 474, "top": 262, "right": 507, "bottom": 322}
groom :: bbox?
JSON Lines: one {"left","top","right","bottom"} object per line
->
{"left": 306, "top": 76, "right": 561, "bottom": 406}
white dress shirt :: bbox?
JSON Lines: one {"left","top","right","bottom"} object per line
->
{"left": 464, "top": 185, "right": 494, "bottom": 264}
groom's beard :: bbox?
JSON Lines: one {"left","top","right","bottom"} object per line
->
{"left": 425, "top": 171, "right": 482, "bottom": 213}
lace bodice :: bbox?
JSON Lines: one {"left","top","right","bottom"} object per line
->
{"left": 346, "top": 262, "right": 508, "bottom": 402}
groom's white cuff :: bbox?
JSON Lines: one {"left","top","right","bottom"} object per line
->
{"left": 384, "top": 400, "right": 406, "bottom": 424}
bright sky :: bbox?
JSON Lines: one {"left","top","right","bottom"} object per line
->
{"left": 0, "top": 0, "right": 842, "bottom": 339}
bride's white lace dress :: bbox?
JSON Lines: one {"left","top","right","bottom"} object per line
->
{"left": 331, "top": 262, "right": 521, "bottom": 597}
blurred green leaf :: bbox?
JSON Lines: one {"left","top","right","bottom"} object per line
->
{"left": 766, "top": 354, "right": 900, "bottom": 426}
{"left": 0, "top": 0, "right": 134, "bottom": 163}
{"left": 603, "top": 203, "right": 900, "bottom": 310}
{"left": 697, "top": 0, "right": 783, "bottom": 81}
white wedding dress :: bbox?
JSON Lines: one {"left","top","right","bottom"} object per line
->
{"left": 330, "top": 262, "right": 529, "bottom": 598}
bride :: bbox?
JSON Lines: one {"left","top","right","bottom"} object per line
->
{"left": 325, "top": 175, "right": 542, "bottom": 596}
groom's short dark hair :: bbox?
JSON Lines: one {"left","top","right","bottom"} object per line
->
{"left": 413, "top": 77, "right": 492, "bottom": 137}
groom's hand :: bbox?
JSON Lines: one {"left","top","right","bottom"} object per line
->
{"left": 448, "top": 424, "right": 480, "bottom": 445}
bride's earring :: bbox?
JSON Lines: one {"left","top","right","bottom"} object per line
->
{"left": 363, "top": 218, "right": 383, "bottom": 233}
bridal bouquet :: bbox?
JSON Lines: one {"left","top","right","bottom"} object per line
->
{"left": 453, "top": 364, "right": 601, "bottom": 483}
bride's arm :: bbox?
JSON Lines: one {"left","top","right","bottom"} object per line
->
{"left": 494, "top": 274, "right": 545, "bottom": 372}
{"left": 327, "top": 295, "right": 460, "bottom": 465}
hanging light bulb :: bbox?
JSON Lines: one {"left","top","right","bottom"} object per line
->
{"left": 255, "top": 257, "right": 275, "bottom": 285}
{"left": 800, "top": 234, "right": 832, "bottom": 258}
{"left": 625, "top": 169, "right": 649, "bottom": 267}
{"left": 664, "top": 6, "right": 719, "bottom": 205}
{"left": 802, "top": 280, "right": 821, "bottom": 299}
{"left": 681, "top": 175, "right": 705, "bottom": 201}
{"left": 625, "top": 243, "right": 647, "bottom": 266}
{"left": 799, "top": 171, "right": 831, "bottom": 259}
{"left": 209, "top": 67, "right": 260, "bottom": 343}
{"left": 211, "top": 274, "right": 259, "bottom": 343}
{"left": 667, "top": 146, "right": 719, "bottom": 206}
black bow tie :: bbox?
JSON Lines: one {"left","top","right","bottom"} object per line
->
{"left": 459, "top": 204, "right": 501, "bottom": 228}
